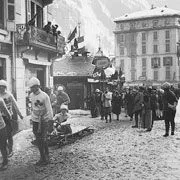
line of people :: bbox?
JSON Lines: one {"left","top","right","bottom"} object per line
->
{"left": 88, "top": 81, "right": 178, "bottom": 137}
{"left": 89, "top": 87, "right": 122, "bottom": 123}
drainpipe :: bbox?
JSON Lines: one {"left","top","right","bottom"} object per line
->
{"left": 11, "top": 31, "right": 17, "bottom": 99}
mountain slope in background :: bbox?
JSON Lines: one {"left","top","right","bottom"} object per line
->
{"left": 52, "top": 0, "right": 173, "bottom": 55}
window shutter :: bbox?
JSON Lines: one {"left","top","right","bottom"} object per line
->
{"left": 8, "top": 0, "right": 15, "bottom": 21}
{"left": 6, "top": 0, "right": 15, "bottom": 31}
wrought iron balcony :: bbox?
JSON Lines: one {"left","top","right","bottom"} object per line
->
{"left": 16, "top": 24, "right": 65, "bottom": 54}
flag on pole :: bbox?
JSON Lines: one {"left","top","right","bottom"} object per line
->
{"left": 67, "top": 27, "right": 77, "bottom": 43}
{"left": 74, "top": 38, "right": 78, "bottom": 49}
{"left": 78, "top": 36, "right": 84, "bottom": 43}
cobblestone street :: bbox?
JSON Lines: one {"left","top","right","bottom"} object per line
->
{"left": 1, "top": 111, "right": 180, "bottom": 180}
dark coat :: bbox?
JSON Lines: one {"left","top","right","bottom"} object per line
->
{"left": 125, "top": 92, "right": 134, "bottom": 116}
{"left": 133, "top": 92, "right": 144, "bottom": 113}
{"left": 112, "top": 93, "right": 122, "bottom": 115}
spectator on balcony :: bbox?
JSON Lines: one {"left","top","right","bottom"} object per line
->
{"left": 57, "top": 30, "right": 61, "bottom": 36}
{"left": 43, "top": 21, "right": 52, "bottom": 34}
{"left": 52, "top": 24, "right": 58, "bottom": 36}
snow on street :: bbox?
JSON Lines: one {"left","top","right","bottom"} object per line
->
{"left": 1, "top": 110, "right": 180, "bottom": 180}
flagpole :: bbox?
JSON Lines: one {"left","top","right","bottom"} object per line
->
{"left": 78, "top": 22, "right": 81, "bottom": 38}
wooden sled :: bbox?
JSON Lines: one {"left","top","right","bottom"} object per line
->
{"left": 47, "top": 125, "right": 94, "bottom": 147}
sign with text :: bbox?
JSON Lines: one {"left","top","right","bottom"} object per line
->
{"left": 95, "top": 56, "right": 110, "bottom": 69}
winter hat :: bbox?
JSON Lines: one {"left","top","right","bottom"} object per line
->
{"left": 57, "top": 86, "right": 63, "bottom": 91}
{"left": 29, "top": 77, "right": 40, "bottom": 88}
{"left": 162, "top": 82, "right": 170, "bottom": 89}
{"left": 60, "top": 104, "right": 68, "bottom": 112}
{"left": 158, "top": 89, "right": 164, "bottom": 94}
{"left": 95, "top": 89, "right": 100, "bottom": 93}
{"left": 0, "top": 80, "right": 7, "bottom": 87}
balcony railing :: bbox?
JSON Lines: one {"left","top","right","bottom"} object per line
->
{"left": 16, "top": 24, "right": 65, "bottom": 54}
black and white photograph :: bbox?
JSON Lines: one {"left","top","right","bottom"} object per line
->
{"left": 1, "top": 0, "right": 180, "bottom": 179}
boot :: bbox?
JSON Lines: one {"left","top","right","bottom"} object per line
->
{"left": 109, "top": 114, "right": 112, "bottom": 123}
{"left": 0, "top": 160, "right": 8, "bottom": 171}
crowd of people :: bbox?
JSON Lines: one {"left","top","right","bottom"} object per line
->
{"left": 88, "top": 82, "right": 178, "bottom": 136}
{"left": 0, "top": 77, "right": 179, "bottom": 171}
{"left": 0, "top": 78, "right": 71, "bottom": 170}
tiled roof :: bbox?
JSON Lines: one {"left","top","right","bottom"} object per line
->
{"left": 114, "top": 7, "right": 180, "bottom": 22}
{"left": 53, "top": 55, "right": 95, "bottom": 77}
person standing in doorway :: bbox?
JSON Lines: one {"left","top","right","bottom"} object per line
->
{"left": 29, "top": 77, "right": 53, "bottom": 165}
{"left": 0, "top": 98, "right": 11, "bottom": 171}
{"left": 0, "top": 80, "right": 23, "bottom": 157}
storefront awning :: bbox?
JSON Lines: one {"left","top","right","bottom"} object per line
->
{"left": 23, "top": 58, "right": 51, "bottom": 66}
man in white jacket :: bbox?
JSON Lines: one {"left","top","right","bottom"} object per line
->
{"left": 29, "top": 77, "right": 53, "bottom": 166}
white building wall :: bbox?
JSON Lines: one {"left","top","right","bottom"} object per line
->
{"left": 16, "top": 58, "right": 26, "bottom": 115}
{"left": 115, "top": 15, "right": 180, "bottom": 84}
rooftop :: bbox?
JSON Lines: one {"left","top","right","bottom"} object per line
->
{"left": 114, "top": 7, "right": 180, "bottom": 22}
{"left": 53, "top": 55, "right": 95, "bottom": 77}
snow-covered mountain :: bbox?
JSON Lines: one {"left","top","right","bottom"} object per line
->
{"left": 52, "top": 0, "right": 168, "bottom": 55}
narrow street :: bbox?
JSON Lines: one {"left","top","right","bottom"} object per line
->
{"left": 1, "top": 110, "right": 180, "bottom": 180}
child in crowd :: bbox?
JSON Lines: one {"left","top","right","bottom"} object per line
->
{"left": 52, "top": 104, "right": 72, "bottom": 142}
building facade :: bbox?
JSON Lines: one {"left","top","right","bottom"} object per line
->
{"left": 0, "top": 0, "right": 15, "bottom": 93}
{"left": 15, "top": 0, "right": 65, "bottom": 115}
{"left": 0, "top": 0, "right": 65, "bottom": 116}
{"left": 53, "top": 55, "right": 95, "bottom": 110}
{"left": 114, "top": 7, "right": 180, "bottom": 86}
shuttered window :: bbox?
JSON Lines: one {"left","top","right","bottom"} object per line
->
{"left": 8, "top": 0, "right": 15, "bottom": 20}
{"left": 0, "top": 0, "right": 4, "bottom": 28}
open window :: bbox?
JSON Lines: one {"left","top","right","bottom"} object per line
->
{"left": 30, "top": 0, "right": 43, "bottom": 28}
{"left": 151, "top": 57, "right": 160, "bottom": 68}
